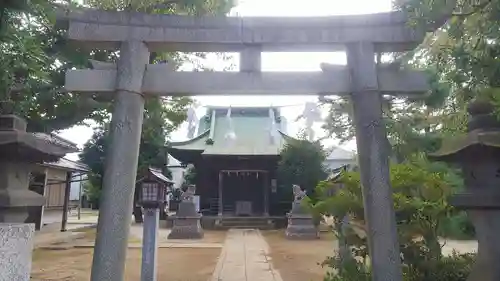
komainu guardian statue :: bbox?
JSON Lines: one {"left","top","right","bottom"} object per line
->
{"left": 168, "top": 185, "right": 203, "bottom": 239}
{"left": 286, "top": 184, "right": 318, "bottom": 240}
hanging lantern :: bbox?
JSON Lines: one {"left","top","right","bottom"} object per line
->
{"left": 137, "top": 167, "right": 172, "bottom": 209}
{"left": 139, "top": 181, "right": 167, "bottom": 209}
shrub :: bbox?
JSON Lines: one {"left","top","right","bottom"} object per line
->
{"left": 310, "top": 160, "right": 476, "bottom": 281}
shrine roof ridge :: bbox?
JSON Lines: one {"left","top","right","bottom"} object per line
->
{"left": 205, "top": 105, "right": 280, "bottom": 109}
{"left": 204, "top": 106, "right": 282, "bottom": 114}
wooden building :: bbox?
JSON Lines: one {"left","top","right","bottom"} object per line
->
{"left": 29, "top": 134, "right": 90, "bottom": 230}
{"left": 168, "top": 106, "right": 296, "bottom": 217}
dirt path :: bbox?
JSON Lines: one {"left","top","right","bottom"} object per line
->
{"left": 31, "top": 247, "right": 220, "bottom": 281}
{"left": 32, "top": 228, "right": 227, "bottom": 281}
{"left": 263, "top": 230, "right": 337, "bottom": 281}
{"left": 263, "top": 229, "right": 478, "bottom": 281}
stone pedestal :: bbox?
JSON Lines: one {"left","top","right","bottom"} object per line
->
{"left": 0, "top": 223, "right": 35, "bottom": 281}
{"left": 168, "top": 201, "right": 203, "bottom": 239}
{"left": 285, "top": 201, "right": 318, "bottom": 240}
{"left": 449, "top": 192, "right": 500, "bottom": 281}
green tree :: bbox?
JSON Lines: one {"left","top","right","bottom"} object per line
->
{"left": 277, "top": 135, "right": 328, "bottom": 197}
{"left": 0, "top": 0, "right": 233, "bottom": 132}
{"left": 0, "top": 0, "right": 106, "bottom": 131}
{"left": 320, "top": 1, "right": 496, "bottom": 163}
{"left": 321, "top": 66, "right": 452, "bottom": 163}
{"left": 80, "top": 97, "right": 188, "bottom": 204}
{"left": 183, "top": 165, "right": 197, "bottom": 186}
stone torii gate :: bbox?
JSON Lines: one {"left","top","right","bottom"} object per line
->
{"left": 59, "top": 8, "right": 429, "bottom": 281}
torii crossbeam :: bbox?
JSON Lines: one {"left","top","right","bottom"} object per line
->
{"left": 66, "top": 63, "right": 428, "bottom": 96}
{"left": 59, "top": 8, "right": 423, "bottom": 52}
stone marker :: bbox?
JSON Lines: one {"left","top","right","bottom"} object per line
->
{"left": 285, "top": 185, "right": 318, "bottom": 240}
{"left": 168, "top": 185, "right": 203, "bottom": 239}
{"left": 0, "top": 223, "right": 35, "bottom": 281}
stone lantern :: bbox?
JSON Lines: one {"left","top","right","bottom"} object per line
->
{"left": 0, "top": 114, "right": 77, "bottom": 223}
{"left": 0, "top": 113, "right": 77, "bottom": 281}
{"left": 430, "top": 99, "right": 500, "bottom": 281}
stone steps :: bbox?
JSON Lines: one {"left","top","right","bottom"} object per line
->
{"left": 216, "top": 218, "right": 275, "bottom": 230}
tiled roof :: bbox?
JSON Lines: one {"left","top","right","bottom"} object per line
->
{"left": 149, "top": 167, "right": 174, "bottom": 184}
{"left": 32, "top": 132, "right": 79, "bottom": 151}
{"left": 42, "top": 157, "right": 90, "bottom": 172}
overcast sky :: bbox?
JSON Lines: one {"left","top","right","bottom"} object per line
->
{"left": 58, "top": 0, "right": 392, "bottom": 160}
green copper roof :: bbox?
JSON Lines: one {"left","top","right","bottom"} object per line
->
{"left": 168, "top": 106, "right": 294, "bottom": 157}
{"left": 168, "top": 130, "right": 210, "bottom": 151}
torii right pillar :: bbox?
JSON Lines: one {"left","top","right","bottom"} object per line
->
{"left": 347, "top": 42, "right": 402, "bottom": 281}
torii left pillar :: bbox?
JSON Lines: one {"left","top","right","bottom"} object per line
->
{"left": 90, "top": 40, "right": 149, "bottom": 281}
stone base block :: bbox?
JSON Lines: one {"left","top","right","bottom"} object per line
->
{"left": 286, "top": 217, "right": 319, "bottom": 240}
{"left": 168, "top": 217, "right": 204, "bottom": 239}
{"left": 0, "top": 223, "right": 35, "bottom": 281}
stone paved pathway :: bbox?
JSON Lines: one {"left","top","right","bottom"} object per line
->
{"left": 211, "top": 229, "right": 283, "bottom": 281}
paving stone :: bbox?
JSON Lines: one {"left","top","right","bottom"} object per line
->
{"left": 210, "top": 229, "right": 283, "bottom": 281}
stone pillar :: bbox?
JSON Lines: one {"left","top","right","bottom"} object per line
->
{"left": 454, "top": 171, "right": 500, "bottom": 281}
{"left": 263, "top": 172, "right": 269, "bottom": 216}
{"left": 240, "top": 45, "right": 261, "bottom": 72}
{"left": 346, "top": 42, "right": 402, "bottom": 281}
{"left": 90, "top": 40, "right": 149, "bottom": 281}
{"left": 61, "top": 171, "right": 72, "bottom": 232}
{"left": 218, "top": 172, "right": 223, "bottom": 216}
{"left": 0, "top": 223, "right": 35, "bottom": 281}
{"left": 38, "top": 169, "right": 49, "bottom": 230}
{"left": 141, "top": 208, "right": 159, "bottom": 281}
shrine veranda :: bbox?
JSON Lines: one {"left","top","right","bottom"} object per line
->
{"left": 58, "top": 7, "right": 431, "bottom": 281}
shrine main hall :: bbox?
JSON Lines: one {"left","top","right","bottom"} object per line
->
{"left": 168, "top": 106, "right": 297, "bottom": 217}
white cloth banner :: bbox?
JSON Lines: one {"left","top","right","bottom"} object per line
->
{"left": 268, "top": 108, "right": 279, "bottom": 144}
{"left": 225, "top": 107, "right": 236, "bottom": 143}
